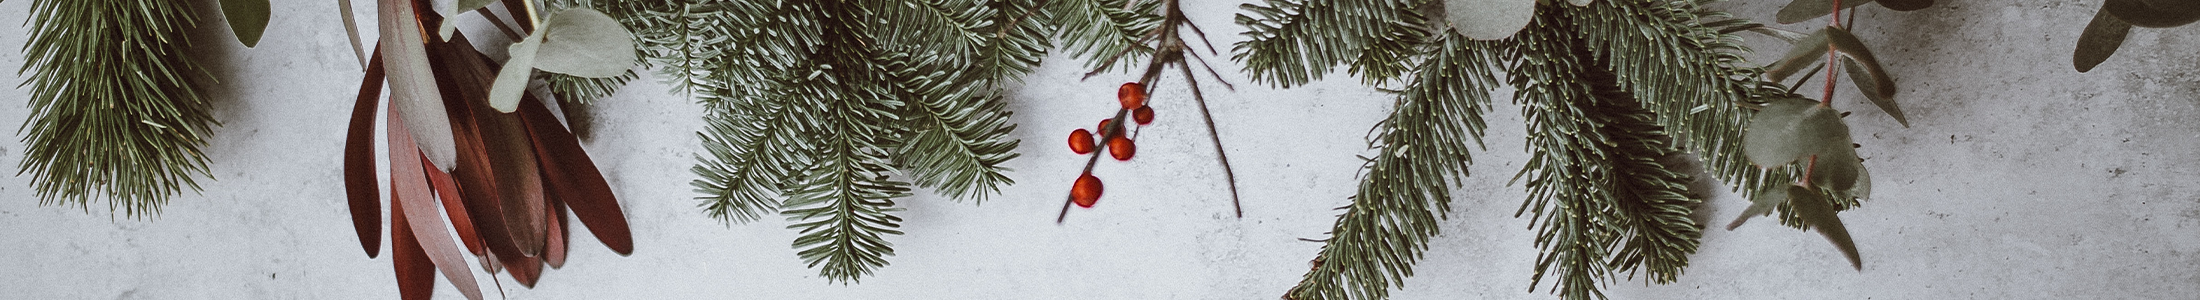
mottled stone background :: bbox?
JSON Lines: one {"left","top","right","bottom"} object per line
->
{"left": 1, "top": 0, "right": 2193, "bottom": 299}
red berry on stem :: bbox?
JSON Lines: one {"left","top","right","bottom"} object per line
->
{"left": 1068, "top": 128, "right": 1096, "bottom": 154}
{"left": 1133, "top": 106, "right": 1154, "bottom": 125}
{"left": 1118, "top": 82, "right": 1146, "bottom": 110}
{"left": 1099, "top": 119, "right": 1113, "bottom": 131}
{"left": 1071, "top": 173, "right": 1103, "bottom": 208}
{"left": 1108, "top": 136, "right": 1136, "bottom": 161}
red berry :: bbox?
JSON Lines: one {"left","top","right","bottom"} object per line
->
{"left": 1099, "top": 119, "right": 1113, "bottom": 131}
{"left": 1071, "top": 173, "right": 1103, "bottom": 208}
{"left": 1118, "top": 82, "right": 1146, "bottom": 110}
{"left": 1108, "top": 136, "right": 1136, "bottom": 161}
{"left": 1133, "top": 106, "right": 1154, "bottom": 125}
{"left": 1068, "top": 128, "right": 1096, "bottom": 154}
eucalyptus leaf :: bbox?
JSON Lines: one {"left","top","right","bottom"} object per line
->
{"left": 1726, "top": 183, "right": 1792, "bottom": 230}
{"left": 1765, "top": 28, "right": 1830, "bottom": 81}
{"left": 1841, "top": 57, "right": 1906, "bottom": 127}
{"left": 489, "top": 28, "right": 546, "bottom": 113}
{"left": 219, "top": 0, "right": 270, "bottom": 47}
{"left": 2077, "top": 8, "right": 2134, "bottom": 72}
{"left": 2103, "top": 0, "right": 2200, "bottom": 28}
{"left": 1789, "top": 185, "right": 1862, "bottom": 270}
{"left": 531, "top": 9, "right": 637, "bottom": 77}
{"left": 1876, "top": 0, "right": 1932, "bottom": 11}
{"left": 1742, "top": 98, "right": 1838, "bottom": 167}
{"left": 438, "top": 0, "right": 502, "bottom": 40}
{"left": 1445, "top": 0, "right": 1536, "bottom": 40}
{"left": 1776, "top": 0, "right": 1874, "bottom": 24}
{"left": 1824, "top": 26, "right": 1902, "bottom": 127}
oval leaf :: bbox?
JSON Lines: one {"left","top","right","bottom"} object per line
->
{"left": 1789, "top": 185, "right": 1862, "bottom": 270}
{"left": 1444, "top": 0, "right": 1536, "bottom": 40}
{"left": 2076, "top": 8, "right": 2135, "bottom": 72}
{"left": 2103, "top": 0, "right": 2200, "bottom": 28}
{"left": 1742, "top": 98, "right": 1841, "bottom": 167}
{"left": 1776, "top": 0, "right": 1875, "bottom": 24}
{"left": 1726, "top": 183, "right": 1793, "bottom": 230}
{"left": 1765, "top": 28, "right": 1832, "bottom": 82}
{"left": 532, "top": 9, "right": 638, "bottom": 78}
{"left": 488, "top": 29, "right": 545, "bottom": 113}
{"left": 1877, "top": 0, "right": 1932, "bottom": 11}
{"left": 219, "top": 0, "right": 270, "bottom": 47}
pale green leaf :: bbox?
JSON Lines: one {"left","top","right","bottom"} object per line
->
{"left": 219, "top": 0, "right": 270, "bottom": 47}
{"left": 1789, "top": 185, "right": 1861, "bottom": 270}
{"left": 1741, "top": 98, "right": 1835, "bottom": 167}
{"left": 1764, "top": 28, "right": 1830, "bottom": 81}
{"left": 1826, "top": 27, "right": 1895, "bottom": 106}
{"left": 489, "top": 28, "right": 545, "bottom": 113}
{"left": 1842, "top": 58, "right": 1906, "bottom": 127}
{"left": 1878, "top": 0, "right": 1932, "bottom": 11}
{"left": 2076, "top": 9, "right": 2133, "bottom": 72}
{"left": 1445, "top": 0, "right": 1536, "bottom": 40}
{"left": 531, "top": 9, "right": 636, "bottom": 78}
{"left": 1776, "top": 0, "right": 1874, "bottom": 24}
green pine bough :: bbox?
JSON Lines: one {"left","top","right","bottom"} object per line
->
{"left": 1243, "top": 0, "right": 1832, "bottom": 299}
{"left": 13, "top": 0, "right": 219, "bottom": 216}
{"left": 594, "top": 0, "right": 1148, "bottom": 283}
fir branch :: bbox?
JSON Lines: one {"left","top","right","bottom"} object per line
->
{"left": 543, "top": 70, "right": 637, "bottom": 104}
{"left": 1285, "top": 31, "right": 1503, "bottom": 300}
{"left": 1232, "top": 0, "right": 1428, "bottom": 88}
{"left": 1568, "top": 0, "right": 1808, "bottom": 215}
{"left": 871, "top": 0, "right": 1044, "bottom": 202}
{"left": 14, "top": 0, "right": 218, "bottom": 216}
{"left": 1047, "top": 0, "right": 1163, "bottom": 74}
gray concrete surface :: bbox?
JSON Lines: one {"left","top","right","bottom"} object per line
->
{"left": 1, "top": 0, "right": 2195, "bottom": 299}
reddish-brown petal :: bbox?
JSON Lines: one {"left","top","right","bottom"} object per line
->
{"left": 389, "top": 99, "right": 485, "bottom": 300}
{"left": 424, "top": 154, "right": 483, "bottom": 256}
{"left": 544, "top": 196, "right": 569, "bottom": 269}
{"left": 426, "top": 31, "right": 529, "bottom": 259}
{"left": 518, "top": 98, "right": 633, "bottom": 255}
{"left": 499, "top": 250, "right": 545, "bottom": 288}
{"left": 348, "top": 45, "right": 387, "bottom": 259}
{"left": 391, "top": 188, "right": 434, "bottom": 300}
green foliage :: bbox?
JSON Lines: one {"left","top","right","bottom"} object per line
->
{"left": 1245, "top": 0, "right": 1825, "bottom": 299}
{"left": 1283, "top": 31, "right": 1504, "bottom": 300}
{"left": 1233, "top": 0, "right": 1427, "bottom": 87}
{"left": 218, "top": 0, "right": 270, "bottom": 47}
{"left": 2074, "top": 0, "right": 2200, "bottom": 71}
{"left": 598, "top": 0, "right": 1141, "bottom": 282}
{"left": 14, "top": 0, "right": 218, "bottom": 217}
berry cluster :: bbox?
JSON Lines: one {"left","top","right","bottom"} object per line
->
{"left": 1063, "top": 82, "right": 1157, "bottom": 209}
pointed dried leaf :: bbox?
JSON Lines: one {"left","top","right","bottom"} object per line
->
{"left": 544, "top": 199, "right": 569, "bottom": 269}
{"left": 531, "top": 9, "right": 637, "bottom": 78}
{"left": 500, "top": 252, "right": 545, "bottom": 287}
{"left": 378, "top": 0, "right": 458, "bottom": 170}
{"left": 347, "top": 46, "right": 387, "bottom": 258}
{"left": 421, "top": 31, "right": 527, "bottom": 258}
{"left": 1445, "top": 0, "right": 1536, "bottom": 40}
{"left": 479, "top": 104, "right": 549, "bottom": 257}
{"left": 387, "top": 104, "right": 483, "bottom": 300}
{"left": 2075, "top": 9, "right": 2133, "bottom": 72}
{"left": 219, "top": 0, "right": 270, "bottom": 47}
{"left": 424, "top": 156, "right": 485, "bottom": 255}
{"left": 1777, "top": 0, "right": 1875, "bottom": 24}
{"left": 520, "top": 98, "right": 633, "bottom": 255}
{"left": 391, "top": 192, "right": 434, "bottom": 300}
{"left": 2103, "top": 0, "right": 2200, "bottom": 28}
{"left": 1765, "top": 28, "right": 1831, "bottom": 82}
{"left": 1789, "top": 185, "right": 1862, "bottom": 270}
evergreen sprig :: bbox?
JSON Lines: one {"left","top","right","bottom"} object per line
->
{"left": 601, "top": 0, "right": 1137, "bottom": 282}
{"left": 1284, "top": 31, "right": 1504, "bottom": 300}
{"left": 1246, "top": 0, "right": 1810, "bottom": 299}
{"left": 13, "top": 0, "right": 218, "bottom": 216}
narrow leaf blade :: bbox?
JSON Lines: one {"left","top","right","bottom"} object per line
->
{"left": 425, "top": 156, "right": 484, "bottom": 255}
{"left": 519, "top": 97, "right": 633, "bottom": 255}
{"left": 1841, "top": 58, "right": 1907, "bottom": 127}
{"left": 2102, "top": 0, "right": 2200, "bottom": 28}
{"left": 378, "top": 0, "right": 459, "bottom": 170}
{"left": 1765, "top": 29, "right": 1832, "bottom": 82}
{"left": 388, "top": 103, "right": 484, "bottom": 300}
{"left": 1777, "top": 0, "right": 1875, "bottom": 24}
{"left": 347, "top": 46, "right": 387, "bottom": 258}
{"left": 1826, "top": 27, "right": 1897, "bottom": 104}
{"left": 391, "top": 191, "right": 435, "bottom": 300}
{"left": 2075, "top": 9, "right": 2133, "bottom": 72}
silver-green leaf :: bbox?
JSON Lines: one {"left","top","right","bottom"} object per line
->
{"left": 1765, "top": 28, "right": 1831, "bottom": 82}
{"left": 531, "top": 9, "right": 637, "bottom": 78}
{"left": 219, "top": 0, "right": 270, "bottom": 47}
{"left": 1789, "top": 185, "right": 1862, "bottom": 270}
{"left": 488, "top": 26, "right": 546, "bottom": 113}
{"left": 2075, "top": 9, "right": 2133, "bottom": 72}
